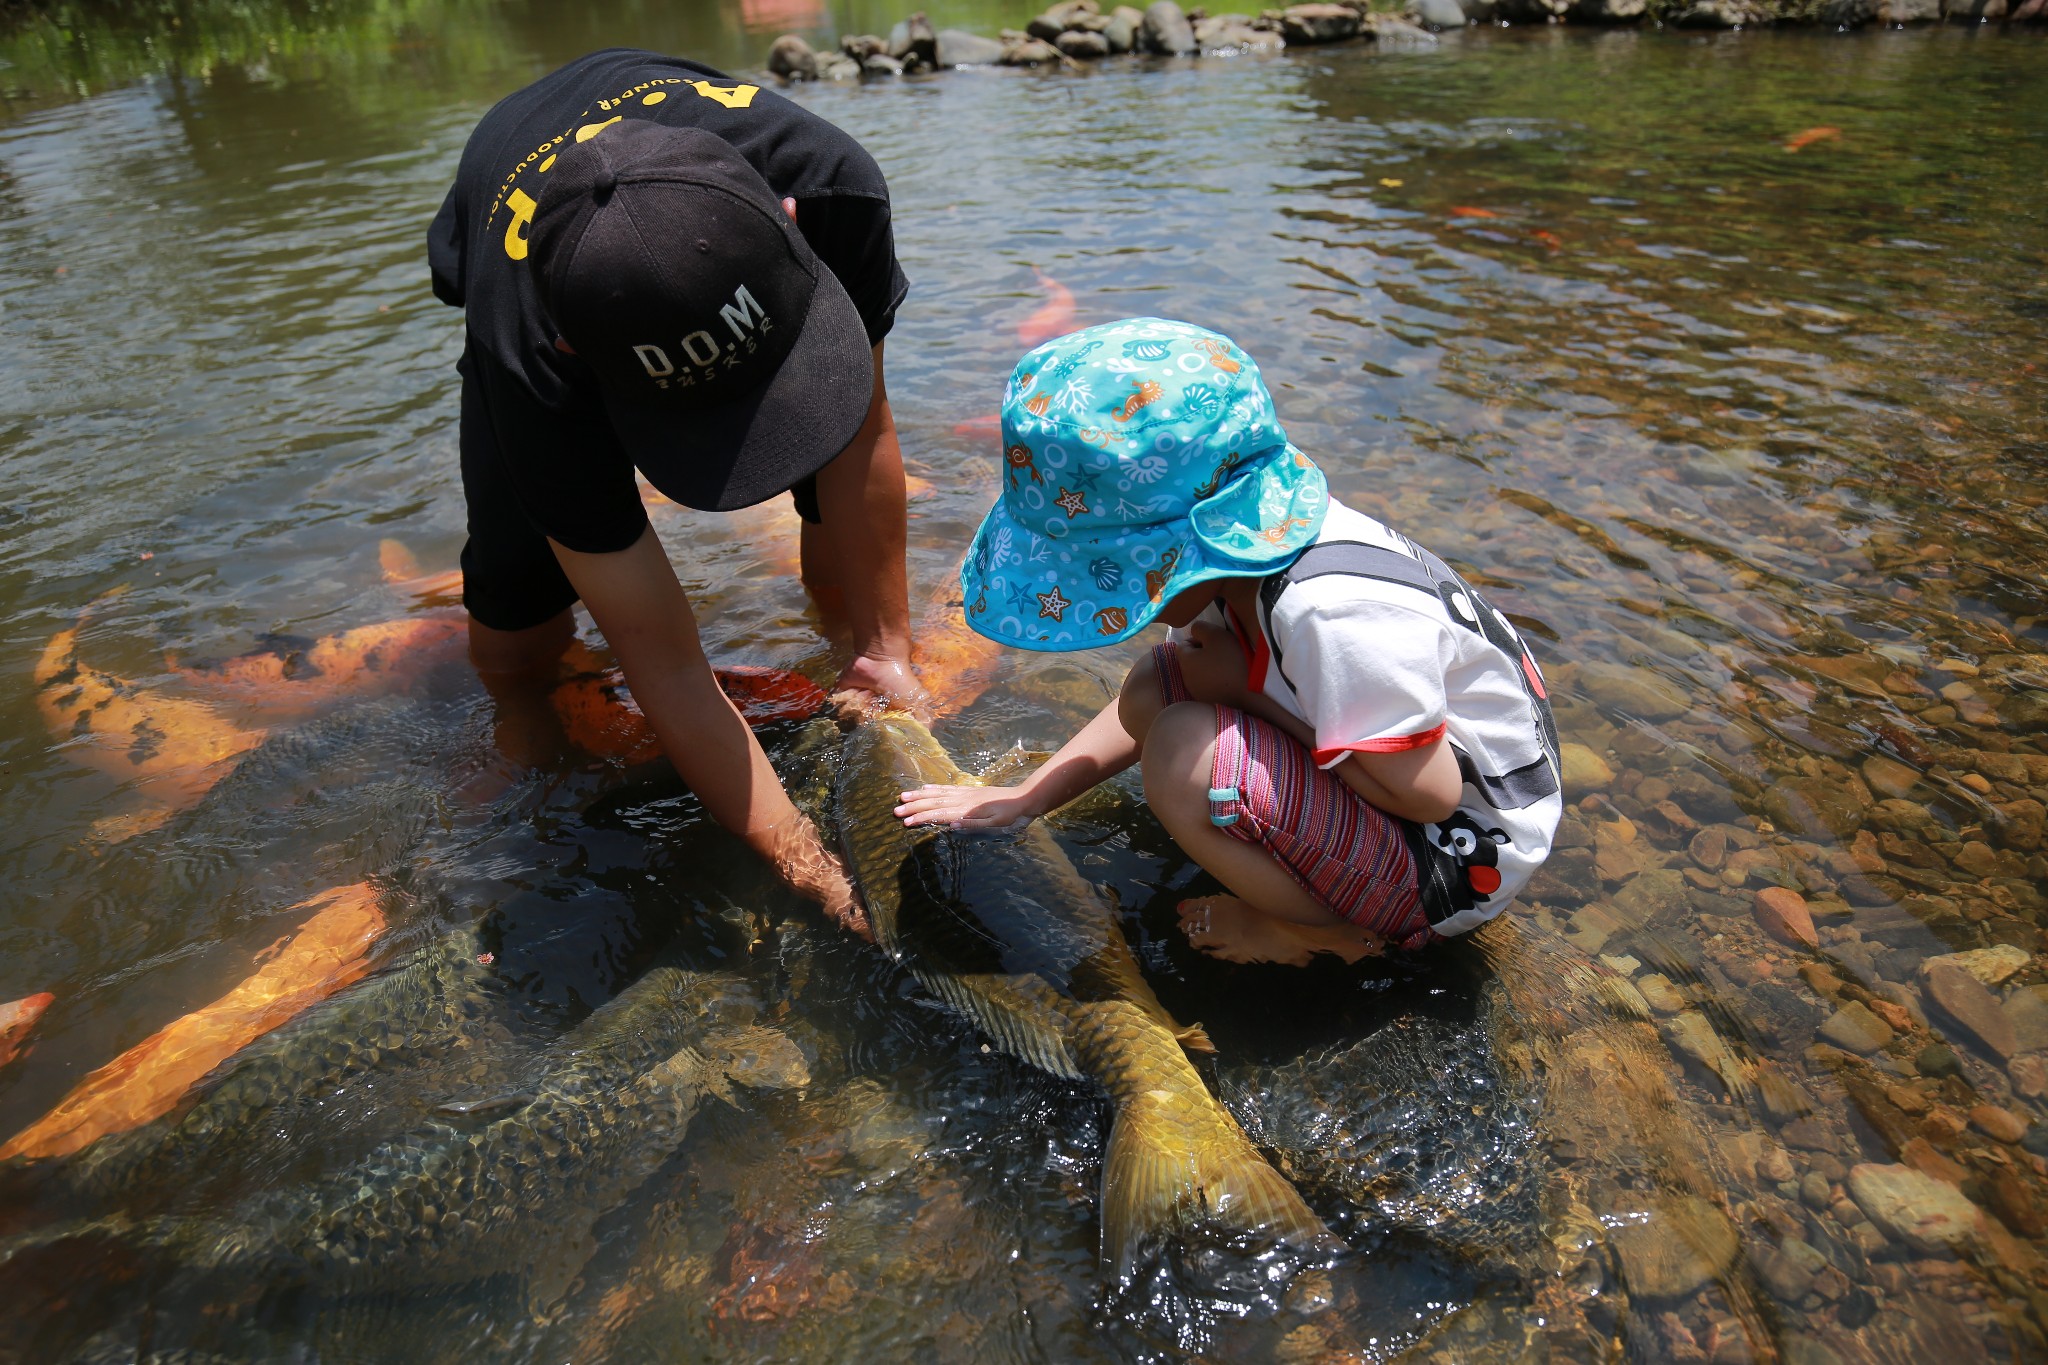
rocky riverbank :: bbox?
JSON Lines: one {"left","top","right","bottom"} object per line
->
{"left": 767, "top": 0, "right": 2043, "bottom": 79}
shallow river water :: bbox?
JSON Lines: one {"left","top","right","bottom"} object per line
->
{"left": 1, "top": 4, "right": 2046, "bottom": 1362}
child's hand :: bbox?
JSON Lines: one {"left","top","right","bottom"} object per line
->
{"left": 894, "top": 784, "right": 1037, "bottom": 831}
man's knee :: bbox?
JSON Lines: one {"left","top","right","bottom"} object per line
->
{"left": 1142, "top": 702, "right": 1218, "bottom": 826}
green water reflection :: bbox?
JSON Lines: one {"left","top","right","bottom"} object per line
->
{"left": 0, "top": 5, "right": 2045, "bottom": 1362}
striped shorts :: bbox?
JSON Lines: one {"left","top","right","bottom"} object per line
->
{"left": 1155, "top": 642, "right": 1437, "bottom": 951}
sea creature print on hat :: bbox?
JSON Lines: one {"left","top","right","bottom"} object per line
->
{"left": 961, "top": 318, "right": 1328, "bottom": 652}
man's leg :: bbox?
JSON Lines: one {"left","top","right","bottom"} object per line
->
{"left": 1143, "top": 702, "right": 1389, "bottom": 966}
{"left": 806, "top": 342, "right": 923, "bottom": 710}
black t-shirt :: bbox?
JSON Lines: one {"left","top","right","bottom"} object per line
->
{"left": 428, "top": 49, "right": 909, "bottom": 553}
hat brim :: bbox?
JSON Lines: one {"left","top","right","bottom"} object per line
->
{"left": 602, "top": 270, "right": 875, "bottom": 512}
{"left": 959, "top": 443, "right": 1326, "bottom": 653}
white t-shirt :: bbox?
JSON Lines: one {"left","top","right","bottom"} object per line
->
{"left": 1173, "top": 499, "right": 1562, "bottom": 936}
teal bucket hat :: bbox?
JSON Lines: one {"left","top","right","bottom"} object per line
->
{"left": 962, "top": 318, "right": 1328, "bottom": 651}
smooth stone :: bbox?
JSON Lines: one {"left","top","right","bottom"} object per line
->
{"left": 1409, "top": 0, "right": 1470, "bottom": 24}
{"left": 1847, "top": 1163, "right": 1982, "bottom": 1252}
{"left": 1754, "top": 887, "right": 1818, "bottom": 949}
{"left": 767, "top": 33, "right": 818, "bottom": 79}
{"left": 839, "top": 33, "right": 888, "bottom": 59}
{"left": 1922, "top": 961, "right": 2018, "bottom": 1060}
{"left": 1764, "top": 773, "right": 1873, "bottom": 841}
{"left": 813, "top": 52, "right": 862, "bottom": 79}
{"left": 1755, "top": 1245, "right": 1813, "bottom": 1300}
{"left": 1001, "top": 37, "right": 1063, "bottom": 63}
{"left": 1279, "top": 2, "right": 1364, "bottom": 42}
{"left": 936, "top": 29, "right": 1007, "bottom": 65}
{"left": 1916, "top": 1043, "right": 1963, "bottom": 1079}
{"left": 1056, "top": 28, "right": 1112, "bottom": 55}
{"left": 2009, "top": 1053, "right": 2048, "bottom": 1099}
{"left": 1928, "top": 944, "right": 2030, "bottom": 988}
{"left": 1571, "top": 0, "right": 1648, "bottom": 16}
{"left": 1819, "top": 1002, "right": 1895, "bottom": 1054}
{"left": 1578, "top": 663, "right": 1690, "bottom": 723}
{"left": 1614, "top": 868, "right": 1689, "bottom": 925}
{"left": 888, "top": 11, "right": 938, "bottom": 64}
{"left": 1970, "top": 1103, "right": 2029, "bottom": 1144}
{"left": 1457, "top": 0, "right": 1499, "bottom": 16}
{"left": 1671, "top": 0, "right": 1755, "bottom": 22}
{"left": 1103, "top": 4, "right": 1147, "bottom": 49}
{"left": 1637, "top": 973, "right": 1686, "bottom": 1014}
{"left": 1662, "top": 1010, "right": 1746, "bottom": 1095}
{"left": 1141, "top": 0, "right": 1199, "bottom": 52}
{"left": 1560, "top": 743, "right": 1614, "bottom": 794}
{"left": 1862, "top": 754, "right": 1921, "bottom": 799}
{"left": 862, "top": 53, "right": 905, "bottom": 75}
{"left": 1608, "top": 1195, "right": 1739, "bottom": 1301}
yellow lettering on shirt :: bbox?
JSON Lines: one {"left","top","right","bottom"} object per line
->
{"left": 502, "top": 187, "right": 538, "bottom": 260}
{"left": 689, "top": 81, "right": 759, "bottom": 109}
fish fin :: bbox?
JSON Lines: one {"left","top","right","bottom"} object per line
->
{"left": 524, "top": 1222, "right": 600, "bottom": 1323}
{"left": 1174, "top": 1023, "right": 1216, "bottom": 1055}
{"left": 377, "top": 538, "right": 425, "bottom": 582}
{"left": 932, "top": 974, "right": 1082, "bottom": 1081}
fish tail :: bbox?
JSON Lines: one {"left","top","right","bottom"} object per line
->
{"left": 1078, "top": 1002, "right": 1336, "bottom": 1282}
{"left": 1173, "top": 1022, "right": 1216, "bottom": 1054}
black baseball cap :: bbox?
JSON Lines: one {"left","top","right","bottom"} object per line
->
{"left": 528, "top": 120, "right": 874, "bottom": 511}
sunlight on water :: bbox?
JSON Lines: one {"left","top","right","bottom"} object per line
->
{"left": 0, "top": 5, "right": 2045, "bottom": 1360}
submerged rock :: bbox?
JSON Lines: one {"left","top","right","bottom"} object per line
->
{"left": 1847, "top": 1163, "right": 1982, "bottom": 1251}
{"left": 1578, "top": 662, "right": 1690, "bottom": 722}
{"left": 1923, "top": 960, "right": 2018, "bottom": 1059}
{"left": 1608, "top": 1194, "right": 1740, "bottom": 1301}
{"left": 1754, "top": 887, "right": 1818, "bottom": 949}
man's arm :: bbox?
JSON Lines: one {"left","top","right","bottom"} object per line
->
{"left": 808, "top": 341, "right": 928, "bottom": 712}
{"left": 548, "top": 525, "right": 867, "bottom": 936}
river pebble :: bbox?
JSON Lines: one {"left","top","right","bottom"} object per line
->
{"left": 1819, "top": 1002, "right": 1894, "bottom": 1054}
{"left": 1847, "top": 1163, "right": 1983, "bottom": 1252}
{"left": 1922, "top": 960, "right": 2018, "bottom": 1060}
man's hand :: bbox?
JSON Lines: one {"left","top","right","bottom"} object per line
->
{"left": 894, "top": 783, "right": 1038, "bottom": 831}
{"left": 759, "top": 813, "right": 873, "bottom": 940}
{"left": 833, "top": 653, "right": 932, "bottom": 723}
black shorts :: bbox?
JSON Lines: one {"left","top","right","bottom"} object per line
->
{"left": 458, "top": 365, "right": 823, "bottom": 633}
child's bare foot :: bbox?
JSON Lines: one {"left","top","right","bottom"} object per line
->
{"left": 1176, "top": 896, "right": 1386, "bottom": 966}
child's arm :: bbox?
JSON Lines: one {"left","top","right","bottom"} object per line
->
{"left": 895, "top": 699, "right": 1137, "bottom": 829}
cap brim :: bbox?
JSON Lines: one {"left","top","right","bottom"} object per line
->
{"left": 602, "top": 271, "right": 874, "bottom": 512}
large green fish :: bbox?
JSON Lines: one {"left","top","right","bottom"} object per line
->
{"left": 3, "top": 966, "right": 806, "bottom": 1315}
{"left": 835, "top": 712, "right": 1337, "bottom": 1281}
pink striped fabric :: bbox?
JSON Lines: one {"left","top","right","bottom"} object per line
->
{"left": 1152, "top": 641, "right": 1435, "bottom": 951}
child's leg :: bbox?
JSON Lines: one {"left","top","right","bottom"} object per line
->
{"left": 1142, "top": 702, "right": 1428, "bottom": 966}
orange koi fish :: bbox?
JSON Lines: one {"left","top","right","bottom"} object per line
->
{"left": 913, "top": 568, "right": 1004, "bottom": 718}
{"left": 1450, "top": 206, "right": 1500, "bottom": 219}
{"left": 1783, "top": 126, "right": 1840, "bottom": 153}
{"left": 169, "top": 615, "right": 468, "bottom": 716}
{"left": 1017, "top": 269, "right": 1077, "bottom": 347}
{"left": 0, "top": 993, "right": 55, "bottom": 1071}
{"left": 1530, "top": 229, "right": 1563, "bottom": 251}
{"left": 550, "top": 650, "right": 830, "bottom": 766}
{"left": 36, "top": 596, "right": 267, "bottom": 836}
{"left": 0, "top": 884, "right": 385, "bottom": 1161}
{"left": 377, "top": 538, "right": 463, "bottom": 607}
